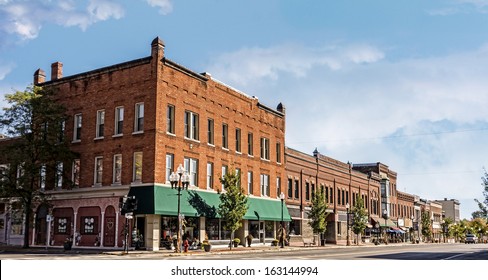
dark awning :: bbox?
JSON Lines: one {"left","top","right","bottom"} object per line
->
{"left": 128, "top": 185, "right": 291, "bottom": 221}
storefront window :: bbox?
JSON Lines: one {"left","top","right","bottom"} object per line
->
{"left": 206, "top": 218, "right": 219, "bottom": 240}
{"left": 11, "top": 210, "right": 23, "bottom": 235}
{"left": 161, "top": 217, "right": 177, "bottom": 239}
{"left": 221, "top": 221, "right": 231, "bottom": 240}
{"left": 81, "top": 216, "right": 97, "bottom": 234}
{"left": 249, "top": 221, "right": 259, "bottom": 239}
{"left": 265, "top": 221, "right": 274, "bottom": 238}
{"left": 55, "top": 217, "right": 70, "bottom": 234}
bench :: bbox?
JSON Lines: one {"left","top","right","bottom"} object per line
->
{"left": 303, "top": 238, "right": 315, "bottom": 247}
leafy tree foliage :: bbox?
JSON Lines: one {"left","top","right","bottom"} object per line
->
{"left": 473, "top": 168, "right": 488, "bottom": 220}
{"left": 351, "top": 196, "right": 368, "bottom": 245}
{"left": 421, "top": 210, "right": 432, "bottom": 242}
{"left": 307, "top": 189, "right": 329, "bottom": 236}
{"left": 0, "top": 86, "right": 76, "bottom": 248}
{"left": 217, "top": 168, "right": 248, "bottom": 250}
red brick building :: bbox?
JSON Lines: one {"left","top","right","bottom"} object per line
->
{"left": 1, "top": 38, "right": 289, "bottom": 250}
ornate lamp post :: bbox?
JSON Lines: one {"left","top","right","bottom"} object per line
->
{"left": 169, "top": 164, "right": 190, "bottom": 253}
{"left": 280, "top": 192, "right": 285, "bottom": 248}
{"left": 346, "top": 203, "right": 351, "bottom": 246}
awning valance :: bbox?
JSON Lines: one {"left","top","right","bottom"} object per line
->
{"left": 372, "top": 217, "right": 396, "bottom": 227}
{"left": 128, "top": 185, "right": 291, "bottom": 221}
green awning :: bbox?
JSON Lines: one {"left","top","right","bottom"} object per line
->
{"left": 128, "top": 185, "right": 291, "bottom": 221}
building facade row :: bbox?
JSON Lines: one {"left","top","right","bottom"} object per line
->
{"left": 0, "top": 37, "right": 460, "bottom": 249}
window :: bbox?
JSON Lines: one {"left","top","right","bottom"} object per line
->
{"left": 260, "top": 174, "right": 270, "bottom": 197}
{"left": 115, "top": 107, "right": 124, "bottom": 135}
{"left": 55, "top": 162, "right": 63, "bottom": 188}
{"left": 184, "top": 157, "right": 198, "bottom": 186}
{"left": 247, "top": 133, "right": 253, "bottom": 156}
{"left": 305, "top": 182, "right": 310, "bottom": 201}
{"left": 221, "top": 165, "right": 228, "bottom": 190}
{"left": 260, "top": 137, "right": 270, "bottom": 160}
{"left": 247, "top": 171, "right": 253, "bottom": 195}
{"left": 325, "top": 187, "right": 329, "bottom": 203}
{"left": 133, "top": 152, "right": 143, "bottom": 182}
{"left": 81, "top": 216, "right": 97, "bottom": 235}
{"left": 73, "top": 113, "right": 82, "bottom": 141}
{"left": 96, "top": 110, "right": 105, "bottom": 138}
{"left": 276, "top": 142, "right": 281, "bottom": 163}
{"left": 235, "top": 168, "right": 241, "bottom": 187}
{"left": 113, "top": 154, "right": 122, "bottom": 184}
{"left": 165, "top": 153, "right": 174, "bottom": 184}
{"left": 94, "top": 157, "right": 103, "bottom": 185}
{"left": 206, "top": 162, "right": 213, "bottom": 189}
{"left": 58, "top": 120, "right": 65, "bottom": 142}
{"left": 294, "top": 180, "right": 299, "bottom": 199}
{"left": 222, "top": 124, "right": 228, "bottom": 149}
{"left": 235, "top": 128, "right": 241, "bottom": 153}
{"left": 134, "top": 103, "right": 144, "bottom": 132}
{"left": 72, "top": 159, "right": 80, "bottom": 188}
{"left": 207, "top": 119, "right": 214, "bottom": 145}
{"left": 167, "top": 104, "right": 175, "bottom": 134}
{"left": 39, "top": 164, "right": 46, "bottom": 190}
{"left": 287, "top": 178, "right": 293, "bottom": 198}
{"left": 276, "top": 177, "right": 281, "bottom": 197}
{"left": 184, "top": 111, "right": 199, "bottom": 140}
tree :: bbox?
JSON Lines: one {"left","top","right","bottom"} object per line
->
{"left": 217, "top": 168, "right": 248, "bottom": 250}
{"left": 420, "top": 210, "right": 432, "bottom": 242}
{"left": 0, "top": 86, "right": 77, "bottom": 248}
{"left": 473, "top": 168, "right": 488, "bottom": 221}
{"left": 351, "top": 196, "right": 368, "bottom": 245}
{"left": 307, "top": 189, "right": 329, "bottom": 244}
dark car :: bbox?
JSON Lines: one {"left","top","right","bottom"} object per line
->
{"left": 465, "top": 234, "right": 478, "bottom": 244}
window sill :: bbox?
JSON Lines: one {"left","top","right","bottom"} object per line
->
{"left": 112, "top": 134, "right": 123, "bottom": 138}
{"left": 184, "top": 137, "right": 201, "bottom": 143}
{"left": 94, "top": 137, "right": 104, "bottom": 141}
{"left": 71, "top": 140, "right": 81, "bottom": 144}
{"left": 132, "top": 131, "right": 144, "bottom": 135}
{"left": 166, "top": 132, "right": 176, "bottom": 137}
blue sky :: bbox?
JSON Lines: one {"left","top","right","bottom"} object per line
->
{"left": 1, "top": 0, "right": 488, "bottom": 219}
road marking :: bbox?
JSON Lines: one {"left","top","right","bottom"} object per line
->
{"left": 442, "top": 252, "right": 473, "bottom": 260}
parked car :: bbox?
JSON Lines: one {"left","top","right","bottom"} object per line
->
{"left": 465, "top": 233, "right": 478, "bottom": 244}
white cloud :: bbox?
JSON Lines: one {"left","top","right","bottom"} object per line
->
{"left": 429, "top": 0, "right": 488, "bottom": 15}
{"left": 207, "top": 42, "right": 488, "bottom": 219}
{"left": 0, "top": 62, "right": 15, "bottom": 81}
{"left": 145, "top": 0, "right": 172, "bottom": 15}
{"left": 0, "top": 0, "right": 125, "bottom": 41}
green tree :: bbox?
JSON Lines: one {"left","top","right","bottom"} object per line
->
{"left": 217, "top": 168, "right": 248, "bottom": 250}
{"left": 307, "top": 189, "right": 329, "bottom": 244}
{"left": 0, "top": 86, "right": 77, "bottom": 248}
{"left": 473, "top": 168, "right": 488, "bottom": 221}
{"left": 421, "top": 210, "right": 432, "bottom": 242}
{"left": 351, "top": 196, "right": 368, "bottom": 245}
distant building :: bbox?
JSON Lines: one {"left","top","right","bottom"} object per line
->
{"left": 434, "top": 198, "right": 461, "bottom": 224}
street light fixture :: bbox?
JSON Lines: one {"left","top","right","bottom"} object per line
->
{"left": 383, "top": 209, "right": 388, "bottom": 244}
{"left": 346, "top": 203, "right": 350, "bottom": 246}
{"left": 279, "top": 192, "right": 285, "bottom": 248}
{"left": 169, "top": 164, "right": 190, "bottom": 253}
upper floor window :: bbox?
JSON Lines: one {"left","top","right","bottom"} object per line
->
{"left": 113, "top": 154, "right": 122, "bottom": 184}
{"left": 235, "top": 128, "right": 241, "bottom": 153}
{"left": 39, "top": 164, "right": 46, "bottom": 190}
{"left": 276, "top": 177, "right": 281, "bottom": 198}
{"left": 184, "top": 111, "right": 199, "bottom": 140}
{"left": 247, "top": 171, "right": 253, "bottom": 195}
{"left": 94, "top": 157, "right": 103, "bottom": 185}
{"left": 287, "top": 178, "right": 293, "bottom": 198}
{"left": 260, "top": 174, "right": 270, "bottom": 197}
{"left": 165, "top": 153, "right": 174, "bottom": 184}
{"left": 72, "top": 159, "right": 80, "bottom": 188}
{"left": 247, "top": 132, "right": 254, "bottom": 156}
{"left": 134, "top": 103, "right": 144, "bottom": 132}
{"left": 221, "top": 165, "right": 228, "bottom": 190}
{"left": 96, "top": 110, "right": 105, "bottom": 138}
{"left": 207, "top": 119, "right": 214, "bottom": 145}
{"left": 222, "top": 123, "right": 228, "bottom": 149}
{"left": 260, "top": 137, "right": 270, "bottom": 160}
{"left": 167, "top": 104, "right": 175, "bottom": 134}
{"left": 73, "top": 113, "right": 82, "bottom": 141}
{"left": 206, "top": 162, "right": 213, "bottom": 189}
{"left": 115, "top": 107, "right": 124, "bottom": 136}
{"left": 184, "top": 157, "right": 198, "bottom": 187}
{"left": 133, "top": 152, "right": 143, "bottom": 182}
{"left": 276, "top": 142, "right": 282, "bottom": 163}
{"left": 55, "top": 162, "right": 63, "bottom": 189}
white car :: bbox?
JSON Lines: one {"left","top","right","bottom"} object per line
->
{"left": 465, "top": 234, "right": 478, "bottom": 244}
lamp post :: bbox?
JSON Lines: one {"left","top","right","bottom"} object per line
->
{"left": 346, "top": 203, "right": 351, "bottom": 246}
{"left": 411, "top": 215, "right": 415, "bottom": 243}
{"left": 280, "top": 192, "right": 285, "bottom": 248}
{"left": 169, "top": 164, "right": 190, "bottom": 253}
{"left": 374, "top": 223, "right": 379, "bottom": 245}
{"left": 382, "top": 209, "right": 388, "bottom": 244}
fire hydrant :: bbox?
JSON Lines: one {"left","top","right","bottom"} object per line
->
{"left": 183, "top": 239, "right": 189, "bottom": 252}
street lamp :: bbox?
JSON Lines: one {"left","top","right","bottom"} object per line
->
{"left": 411, "top": 215, "right": 415, "bottom": 243}
{"left": 374, "top": 223, "right": 380, "bottom": 245}
{"left": 279, "top": 192, "right": 285, "bottom": 248}
{"left": 169, "top": 164, "right": 190, "bottom": 253}
{"left": 383, "top": 209, "right": 388, "bottom": 244}
{"left": 346, "top": 203, "right": 350, "bottom": 246}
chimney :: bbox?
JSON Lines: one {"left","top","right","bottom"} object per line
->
{"left": 51, "top": 62, "right": 63, "bottom": 80}
{"left": 151, "top": 37, "right": 165, "bottom": 61}
{"left": 33, "top": 68, "right": 46, "bottom": 85}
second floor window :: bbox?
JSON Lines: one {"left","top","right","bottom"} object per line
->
{"left": 133, "top": 152, "right": 143, "bottom": 182}
{"left": 167, "top": 104, "right": 175, "bottom": 134}
{"left": 260, "top": 174, "right": 270, "bottom": 197}
{"left": 165, "top": 153, "right": 174, "bottom": 184}
{"left": 221, "top": 165, "right": 228, "bottom": 190}
{"left": 113, "top": 154, "right": 122, "bottom": 184}
{"left": 222, "top": 124, "right": 228, "bottom": 149}
{"left": 260, "top": 137, "right": 270, "bottom": 160}
{"left": 206, "top": 162, "right": 213, "bottom": 189}
{"left": 115, "top": 107, "right": 124, "bottom": 135}
{"left": 55, "top": 162, "right": 63, "bottom": 188}
{"left": 94, "top": 157, "right": 103, "bottom": 185}
{"left": 72, "top": 159, "right": 80, "bottom": 188}
{"left": 247, "top": 171, "right": 253, "bottom": 195}
{"left": 248, "top": 132, "right": 253, "bottom": 156}
{"left": 73, "top": 114, "right": 82, "bottom": 141}
{"left": 96, "top": 110, "right": 105, "bottom": 138}
{"left": 184, "top": 157, "right": 198, "bottom": 186}
{"left": 235, "top": 128, "right": 241, "bottom": 153}
{"left": 184, "top": 111, "right": 199, "bottom": 140}
{"left": 276, "top": 142, "right": 281, "bottom": 163}
{"left": 207, "top": 118, "right": 214, "bottom": 145}
{"left": 134, "top": 103, "right": 144, "bottom": 132}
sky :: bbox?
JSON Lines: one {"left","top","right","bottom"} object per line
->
{"left": 1, "top": 0, "right": 488, "bottom": 220}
